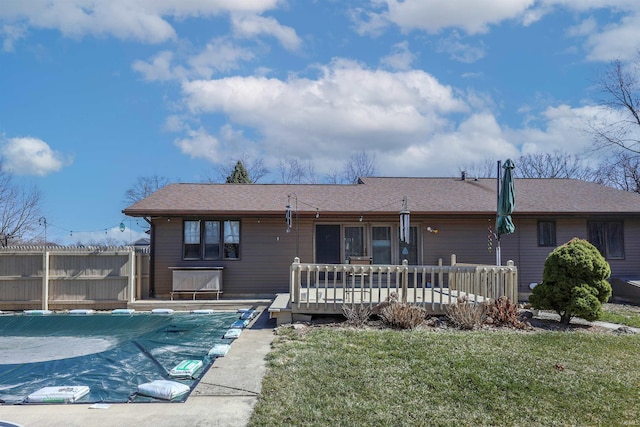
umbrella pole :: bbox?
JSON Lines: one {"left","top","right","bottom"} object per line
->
{"left": 496, "top": 160, "right": 502, "bottom": 266}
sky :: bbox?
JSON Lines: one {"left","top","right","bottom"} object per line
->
{"left": 1, "top": 0, "right": 639, "bottom": 245}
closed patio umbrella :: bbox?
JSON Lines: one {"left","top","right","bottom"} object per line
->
{"left": 496, "top": 159, "right": 515, "bottom": 265}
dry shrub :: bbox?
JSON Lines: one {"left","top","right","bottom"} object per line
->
{"left": 342, "top": 304, "right": 372, "bottom": 327}
{"left": 445, "top": 295, "right": 487, "bottom": 330}
{"left": 485, "top": 296, "right": 528, "bottom": 329}
{"left": 379, "top": 301, "right": 427, "bottom": 329}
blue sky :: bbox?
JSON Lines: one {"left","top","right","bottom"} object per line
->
{"left": 1, "top": 0, "right": 639, "bottom": 245}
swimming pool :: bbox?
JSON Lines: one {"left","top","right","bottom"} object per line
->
{"left": 0, "top": 311, "right": 240, "bottom": 404}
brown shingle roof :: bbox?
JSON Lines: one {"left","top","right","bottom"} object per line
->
{"left": 122, "top": 177, "right": 640, "bottom": 217}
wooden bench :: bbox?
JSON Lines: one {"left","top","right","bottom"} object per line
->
{"left": 169, "top": 267, "right": 223, "bottom": 300}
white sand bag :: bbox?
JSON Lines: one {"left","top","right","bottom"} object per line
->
{"left": 208, "top": 344, "right": 231, "bottom": 357}
{"left": 231, "top": 319, "right": 249, "bottom": 329}
{"left": 137, "top": 380, "right": 190, "bottom": 401}
{"left": 169, "top": 360, "right": 203, "bottom": 378}
{"left": 240, "top": 310, "right": 257, "bottom": 320}
{"left": 191, "top": 309, "right": 215, "bottom": 314}
{"left": 69, "top": 309, "right": 95, "bottom": 315}
{"left": 26, "top": 386, "right": 90, "bottom": 403}
{"left": 223, "top": 328, "right": 242, "bottom": 339}
{"left": 151, "top": 308, "right": 174, "bottom": 315}
{"left": 23, "top": 310, "right": 52, "bottom": 316}
{"left": 112, "top": 308, "right": 135, "bottom": 315}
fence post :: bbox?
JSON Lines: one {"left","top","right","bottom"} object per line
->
{"left": 136, "top": 251, "right": 142, "bottom": 299}
{"left": 42, "top": 248, "right": 49, "bottom": 310}
{"left": 128, "top": 249, "right": 135, "bottom": 303}
{"left": 290, "top": 257, "right": 300, "bottom": 305}
{"left": 401, "top": 259, "right": 408, "bottom": 303}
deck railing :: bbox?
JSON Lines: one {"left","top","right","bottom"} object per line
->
{"left": 289, "top": 256, "right": 518, "bottom": 315}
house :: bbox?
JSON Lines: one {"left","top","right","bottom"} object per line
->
{"left": 122, "top": 176, "right": 640, "bottom": 301}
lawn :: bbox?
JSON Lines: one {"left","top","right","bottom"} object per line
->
{"left": 600, "top": 303, "right": 640, "bottom": 328}
{"left": 250, "top": 320, "right": 640, "bottom": 426}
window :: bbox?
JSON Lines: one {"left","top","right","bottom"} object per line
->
{"left": 537, "top": 221, "right": 556, "bottom": 247}
{"left": 588, "top": 221, "right": 624, "bottom": 259}
{"left": 344, "top": 226, "right": 365, "bottom": 261}
{"left": 223, "top": 220, "right": 240, "bottom": 259}
{"left": 204, "top": 221, "right": 220, "bottom": 259}
{"left": 184, "top": 220, "right": 201, "bottom": 259}
{"left": 183, "top": 219, "right": 240, "bottom": 260}
{"left": 372, "top": 226, "right": 392, "bottom": 264}
{"left": 315, "top": 224, "right": 341, "bottom": 264}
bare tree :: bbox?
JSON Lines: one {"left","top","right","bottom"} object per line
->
{"left": 458, "top": 158, "right": 497, "bottom": 178}
{"left": 590, "top": 58, "right": 640, "bottom": 154}
{"left": 516, "top": 151, "right": 594, "bottom": 180}
{"left": 123, "top": 175, "right": 171, "bottom": 206}
{"left": 592, "top": 151, "right": 640, "bottom": 193}
{"left": 0, "top": 161, "right": 42, "bottom": 245}
{"left": 278, "top": 157, "right": 318, "bottom": 183}
{"left": 459, "top": 151, "right": 595, "bottom": 180}
{"left": 341, "top": 151, "right": 379, "bottom": 184}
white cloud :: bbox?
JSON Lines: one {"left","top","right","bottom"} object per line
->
{"left": 380, "top": 41, "right": 416, "bottom": 70}
{"left": 188, "top": 38, "right": 255, "bottom": 78}
{"left": 381, "top": 113, "right": 518, "bottom": 177}
{"left": 508, "top": 104, "right": 603, "bottom": 157}
{"left": 133, "top": 38, "right": 254, "bottom": 81}
{"left": 175, "top": 59, "right": 614, "bottom": 178}
{"left": 231, "top": 13, "right": 302, "bottom": 51}
{"left": 181, "top": 59, "right": 469, "bottom": 163}
{"left": 583, "top": 13, "right": 640, "bottom": 61}
{"left": 436, "top": 32, "right": 485, "bottom": 63}
{"left": 132, "top": 50, "right": 187, "bottom": 81}
{"left": 174, "top": 127, "right": 221, "bottom": 162}
{"left": 1, "top": 23, "right": 26, "bottom": 52}
{"left": 363, "top": 0, "right": 536, "bottom": 35}
{"left": 1, "top": 136, "right": 70, "bottom": 176}
{"left": 0, "top": 0, "right": 282, "bottom": 45}
{"left": 178, "top": 59, "right": 495, "bottom": 175}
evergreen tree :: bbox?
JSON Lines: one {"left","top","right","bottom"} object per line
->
{"left": 529, "top": 238, "right": 612, "bottom": 325}
{"left": 225, "top": 160, "right": 252, "bottom": 183}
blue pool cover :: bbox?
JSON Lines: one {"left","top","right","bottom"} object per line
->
{"left": 0, "top": 311, "right": 239, "bottom": 404}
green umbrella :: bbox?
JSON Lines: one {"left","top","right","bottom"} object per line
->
{"left": 496, "top": 159, "right": 515, "bottom": 265}
{"left": 497, "top": 159, "right": 516, "bottom": 235}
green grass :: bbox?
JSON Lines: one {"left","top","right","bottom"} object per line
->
{"left": 250, "top": 327, "right": 640, "bottom": 427}
{"left": 601, "top": 303, "right": 640, "bottom": 328}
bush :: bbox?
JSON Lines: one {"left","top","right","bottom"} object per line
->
{"left": 342, "top": 304, "right": 372, "bottom": 327}
{"left": 445, "top": 295, "right": 487, "bottom": 329}
{"left": 529, "top": 238, "right": 612, "bottom": 325}
{"left": 485, "top": 296, "right": 528, "bottom": 329}
{"left": 379, "top": 300, "right": 426, "bottom": 329}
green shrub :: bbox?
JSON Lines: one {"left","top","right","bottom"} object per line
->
{"left": 529, "top": 238, "right": 612, "bottom": 325}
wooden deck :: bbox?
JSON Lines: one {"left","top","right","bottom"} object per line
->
{"left": 269, "top": 257, "right": 518, "bottom": 325}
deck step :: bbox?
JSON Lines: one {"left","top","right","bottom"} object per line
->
{"left": 268, "top": 293, "right": 292, "bottom": 325}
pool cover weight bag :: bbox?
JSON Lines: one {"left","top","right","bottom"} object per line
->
{"left": 137, "top": 380, "right": 190, "bottom": 401}
{"left": 169, "top": 360, "right": 203, "bottom": 379}
{"left": 27, "top": 386, "right": 90, "bottom": 403}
